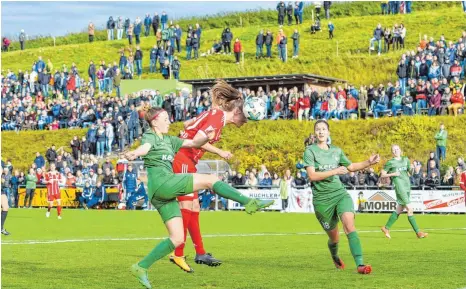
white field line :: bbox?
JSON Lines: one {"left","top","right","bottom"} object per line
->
{"left": 2, "top": 227, "right": 465, "bottom": 245}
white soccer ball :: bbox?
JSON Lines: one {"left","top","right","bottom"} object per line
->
{"left": 243, "top": 97, "right": 266, "bottom": 121}
{"left": 117, "top": 202, "right": 126, "bottom": 210}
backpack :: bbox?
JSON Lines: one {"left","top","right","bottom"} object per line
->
{"left": 162, "top": 29, "right": 169, "bottom": 41}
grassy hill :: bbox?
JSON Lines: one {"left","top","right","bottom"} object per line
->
{"left": 2, "top": 2, "right": 465, "bottom": 85}
{"left": 3, "top": 116, "right": 466, "bottom": 173}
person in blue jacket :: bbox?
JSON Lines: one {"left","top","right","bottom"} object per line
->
{"left": 79, "top": 181, "right": 93, "bottom": 209}
{"left": 134, "top": 18, "right": 142, "bottom": 45}
{"left": 127, "top": 179, "right": 148, "bottom": 210}
{"left": 144, "top": 14, "right": 152, "bottom": 37}
{"left": 124, "top": 164, "right": 137, "bottom": 199}
{"left": 34, "top": 152, "right": 45, "bottom": 169}
{"left": 161, "top": 11, "right": 168, "bottom": 30}
{"left": 87, "top": 181, "right": 106, "bottom": 208}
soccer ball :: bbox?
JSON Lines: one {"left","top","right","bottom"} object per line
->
{"left": 243, "top": 97, "right": 266, "bottom": 121}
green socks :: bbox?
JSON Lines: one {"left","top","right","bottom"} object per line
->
{"left": 328, "top": 240, "right": 339, "bottom": 262}
{"left": 347, "top": 231, "right": 364, "bottom": 266}
{"left": 213, "top": 181, "right": 251, "bottom": 205}
{"left": 408, "top": 215, "right": 420, "bottom": 233}
{"left": 138, "top": 238, "right": 175, "bottom": 269}
{"left": 384, "top": 211, "right": 399, "bottom": 230}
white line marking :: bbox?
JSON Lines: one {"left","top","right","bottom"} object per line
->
{"left": 2, "top": 228, "right": 465, "bottom": 245}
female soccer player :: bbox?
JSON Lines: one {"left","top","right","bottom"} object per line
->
{"left": 126, "top": 107, "right": 273, "bottom": 289}
{"left": 44, "top": 163, "right": 63, "bottom": 219}
{"left": 380, "top": 145, "right": 428, "bottom": 239}
{"left": 303, "top": 120, "right": 379, "bottom": 274}
{"left": 170, "top": 80, "right": 247, "bottom": 272}
{"left": 1, "top": 174, "right": 10, "bottom": 235}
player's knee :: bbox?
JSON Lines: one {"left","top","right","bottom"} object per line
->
{"left": 170, "top": 235, "right": 185, "bottom": 247}
{"left": 343, "top": 223, "right": 355, "bottom": 234}
{"left": 407, "top": 208, "right": 414, "bottom": 216}
{"left": 206, "top": 174, "right": 220, "bottom": 189}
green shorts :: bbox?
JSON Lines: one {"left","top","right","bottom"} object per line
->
{"left": 148, "top": 173, "right": 194, "bottom": 223}
{"left": 313, "top": 193, "right": 355, "bottom": 231}
{"left": 396, "top": 190, "right": 411, "bottom": 206}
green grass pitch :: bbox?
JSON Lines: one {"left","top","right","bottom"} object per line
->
{"left": 1, "top": 209, "right": 465, "bottom": 289}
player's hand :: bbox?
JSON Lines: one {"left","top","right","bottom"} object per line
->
{"left": 219, "top": 150, "right": 233, "bottom": 160}
{"left": 335, "top": 166, "right": 348, "bottom": 175}
{"left": 369, "top": 154, "right": 380, "bottom": 165}
{"left": 125, "top": 151, "right": 137, "bottom": 161}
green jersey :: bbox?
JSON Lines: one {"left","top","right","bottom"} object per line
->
{"left": 384, "top": 156, "right": 411, "bottom": 194}
{"left": 141, "top": 130, "right": 184, "bottom": 176}
{"left": 303, "top": 144, "right": 352, "bottom": 203}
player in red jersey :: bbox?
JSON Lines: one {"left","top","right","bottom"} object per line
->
{"left": 169, "top": 80, "right": 247, "bottom": 273}
{"left": 460, "top": 167, "right": 466, "bottom": 206}
{"left": 44, "top": 163, "right": 63, "bottom": 219}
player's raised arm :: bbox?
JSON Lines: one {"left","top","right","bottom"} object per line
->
{"left": 201, "top": 142, "right": 233, "bottom": 160}
{"left": 181, "top": 130, "right": 212, "bottom": 149}
{"left": 125, "top": 143, "right": 151, "bottom": 161}
{"left": 380, "top": 169, "right": 400, "bottom": 178}
{"left": 347, "top": 154, "right": 380, "bottom": 172}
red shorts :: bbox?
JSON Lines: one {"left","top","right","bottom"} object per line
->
{"left": 173, "top": 153, "right": 198, "bottom": 201}
{"left": 47, "top": 192, "right": 61, "bottom": 202}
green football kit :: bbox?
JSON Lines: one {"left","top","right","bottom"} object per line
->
{"left": 383, "top": 156, "right": 411, "bottom": 205}
{"left": 303, "top": 144, "right": 354, "bottom": 231}
{"left": 303, "top": 143, "right": 365, "bottom": 267}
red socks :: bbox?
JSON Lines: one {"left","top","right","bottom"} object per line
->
{"left": 57, "top": 205, "right": 62, "bottom": 216}
{"left": 174, "top": 210, "right": 206, "bottom": 256}
{"left": 188, "top": 211, "right": 206, "bottom": 255}
{"left": 174, "top": 209, "right": 191, "bottom": 257}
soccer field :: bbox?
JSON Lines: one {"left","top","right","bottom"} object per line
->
{"left": 1, "top": 209, "right": 465, "bottom": 289}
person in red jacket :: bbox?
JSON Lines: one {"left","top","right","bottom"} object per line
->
{"left": 448, "top": 92, "right": 464, "bottom": 116}
{"left": 415, "top": 80, "right": 427, "bottom": 114}
{"left": 233, "top": 38, "right": 242, "bottom": 64}
{"left": 344, "top": 94, "right": 358, "bottom": 119}
{"left": 460, "top": 167, "right": 466, "bottom": 208}
{"left": 298, "top": 92, "right": 310, "bottom": 121}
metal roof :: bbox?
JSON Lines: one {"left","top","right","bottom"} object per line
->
{"left": 182, "top": 73, "right": 347, "bottom": 85}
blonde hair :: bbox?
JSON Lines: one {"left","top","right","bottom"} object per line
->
{"left": 210, "top": 79, "right": 243, "bottom": 112}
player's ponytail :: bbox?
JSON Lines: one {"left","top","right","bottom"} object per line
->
{"left": 210, "top": 79, "right": 244, "bottom": 112}
{"left": 304, "top": 134, "right": 316, "bottom": 147}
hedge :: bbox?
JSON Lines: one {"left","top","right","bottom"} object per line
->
{"left": 2, "top": 116, "right": 465, "bottom": 173}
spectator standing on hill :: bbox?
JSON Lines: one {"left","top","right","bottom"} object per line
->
{"left": 134, "top": 17, "right": 142, "bottom": 45}
{"left": 370, "top": 23, "right": 383, "bottom": 55}
{"left": 144, "top": 14, "right": 152, "bottom": 37}
{"left": 34, "top": 152, "right": 45, "bottom": 169}
{"left": 134, "top": 46, "right": 143, "bottom": 78}
{"left": 256, "top": 30, "right": 264, "bottom": 59}
{"left": 185, "top": 33, "right": 192, "bottom": 60}
{"left": 222, "top": 27, "right": 233, "bottom": 54}
{"left": 88, "top": 22, "right": 95, "bottom": 43}
{"left": 127, "top": 23, "right": 133, "bottom": 45}
{"left": 277, "top": 1, "right": 286, "bottom": 26}
{"left": 291, "top": 29, "right": 300, "bottom": 58}
{"left": 116, "top": 16, "right": 124, "bottom": 40}
{"left": 46, "top": 145, "right": 57, "bottom": 164}
{"left": 152, "top": 13, "right": 159, "bottom": 35}
{"left": 358, "top": 86, "right": 368, "bottom": 119}
{"left": 113, "top": 69, "right": 121, "bottom": 97}
{"left": 171, "top": 56, "right": 181, "bottom": 80}
{"left": 286, "top": 2, "right": 294, "bottom": 25}
{"left": 434, "top": 123, "right": 447, "bottom": 161}
{"left": 265, "top": 30, "right": 273, "bottom": 58}
{"left": 175, "top": 24, "right": 182, "bottom": 53}
{"left": 233, "top": 38, "right": 242, "bottom": 64}
{"left": 192, "top": 34, "right": 199, "bottom": 60}
{"left": 161, "top": 11, "right": 168, "bottom": 30}
{"left": 324, "top": 1, "right": 332, "bottom": 19}
{"left": 88, "top": 61, "right": 96, "bottom": 88}
{"left": 107, "top": 16, "right": 115, "bottom": 40}
{"left": 328, "top": 21, "right": 334, "bottom": 40}
{"left": 19, "top": 29, "right": 26, "bottom": 50}
{"left": 149, "top": 45, "right": 158, "bottom": 73}
{"left": 195, "top": 23, "right": 202, "bottom": 45}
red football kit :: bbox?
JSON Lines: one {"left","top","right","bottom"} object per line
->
{"left": 45, "top": 171, "right": 62, "bottom": 201}
{"left": 173, "top": 109, "right": 226, "bottom": 201}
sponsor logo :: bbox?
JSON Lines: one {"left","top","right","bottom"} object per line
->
{"left": 424, "top": 196, "right": 465, "bottom": 210}
{"left": 161, "top": 155, "right": 174, "bottom": 162}
{"left": 364, "top": 191, "right": 397, "bottom": 211}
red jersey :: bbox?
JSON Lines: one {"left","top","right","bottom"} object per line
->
{"left": 45, "top": 171, "right": 62, "bottom": 195}
{"left": 178, "top": 109, "right": 226, "bottom": 163}
{"left": 460, "top": 171, "right": 466, "bottom": 192}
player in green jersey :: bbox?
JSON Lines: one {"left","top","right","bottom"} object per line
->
{"left": 380, "top": 144, "right": 428, "bottom": 239}
{"left": 125, "top": 107, "right": 274, "bottom": 289}
{"left": 303, "top": 120, "right": 380, "bottom": 275}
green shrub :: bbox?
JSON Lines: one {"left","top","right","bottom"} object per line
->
{"left": 3, "top": 116, "right": 465, "bottom": 174}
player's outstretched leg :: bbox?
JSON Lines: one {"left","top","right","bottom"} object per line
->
{"left": 326, "top": 228, "right": 344, "bottom": 270}
{"left": 195, "top": 176, "right": 274, "bottom": 214}
{"left": 341, "top": 213, "right": 372, "bottom": 275}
